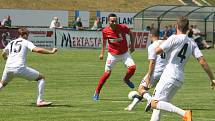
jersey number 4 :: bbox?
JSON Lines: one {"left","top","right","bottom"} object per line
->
{"left": 177, "top": 43, "right": 188, "bottom": 63}
{"left": 10, "top": 41, "right": 22, "bottom": 53}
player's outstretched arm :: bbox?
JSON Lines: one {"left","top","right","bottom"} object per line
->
{"left": 129, "top": 31, "right": 135, "bottom": 53}
{"left": 198, "top": 56, "right": 215, "bottom": 89}
{"left": 32, "top": 47, "right": 57, "bottom": 54}
{"left": 99, "top": 39, "right": 106, "bottom": 60}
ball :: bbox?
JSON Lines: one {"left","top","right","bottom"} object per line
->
{"left": 128, "top": 91, "right": 138, "bottom": 100}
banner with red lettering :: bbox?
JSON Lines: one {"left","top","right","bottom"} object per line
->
{"left": 55, "top": 29, "right": 150, "bottom": 49}
{"left": 28, "top": 28, "right": 55, "bottom": 48}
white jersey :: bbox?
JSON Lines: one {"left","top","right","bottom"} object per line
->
{"left": 148, "top": 40, "right": 167, "bottom": 74}
{"left": 159, "top": 34, "right": 202, "bottom": 83}
{"left": 3, "top": 37, "right": 36, "bottom": 68}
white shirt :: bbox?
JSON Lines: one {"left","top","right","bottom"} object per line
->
{"left": 159, "top": 34, "right": 202, "bottom": 83}
{"left": 192, "top": 28, "right": 201, "bottom": 40}
{"left": 50, "top": 20, "right": 61, "bottom": 29}
{"left": 148, "top": 40, "right": 167, "bottom": 73}
{"left": 3, "top": 37, "right": 36, "bottom": 68}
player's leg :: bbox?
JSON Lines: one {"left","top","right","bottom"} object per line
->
{"left": 93, "top": 53, "right": 117, "bottom": 101}
{"left": 0, "top": 68, "right": 14, "bottom": 90}
{"left": 125, "top": 74, "right": 150, "bottom": 111}
{"left": 123, "top": 52, "right": 136, "bottom": 89}
{"left": 150, "top": 109, "right": 161, "bottom": 121}
{"left": 150, "top": 81, "right": 192, "bottom": 121}
{"left": 18, "top": 67, "right": 52, "bottom": 106}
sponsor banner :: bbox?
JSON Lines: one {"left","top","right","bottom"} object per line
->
{"left": 0, "top": 9, "right": 68, "bottom": 27}
{"left": 133, "top": 32, "right": 150, "bottom": 48}
{"left": 97, "top": 11, "right": 136, "bottom": 28}
{"left": 27, "top": 28, "right": 55, "bottom": 48}
{"left": 56, "top": 29, "right": 102, "bottom": 48}
{"left": 56, "top": 29, "right": 149, "bottom": 49}
{"left": 0, "top": 28, "right": 19, "bottom": 49}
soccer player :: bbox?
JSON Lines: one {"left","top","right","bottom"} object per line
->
{"left": 124, "top": 28, "right": 167, "bottom": 113}
{"left": 0, "top": 27, "right": 58, "bottom": 107}
{"left": 93, "top": 13, "right": 136, "bottom": 101}
{"left": 146, "top": 16, "right": 215, "bottom": 121}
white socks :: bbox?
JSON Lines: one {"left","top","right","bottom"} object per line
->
{"left": 150, "top": 109, "right": 161, "bottom": 121}
{"left": 156, "top": 101, "right": 185, "bottom": 117}
{"left": 129, "top": 98, "right": 140, "bottom": 108}
{"left": 143, "top": 92, "right": 151, "bottom": 101}
{"left": 37, "top": 79, "right": 45, "bottom": 102}
{"left": 0, "top": 83, "right": 3, "bottom": 90}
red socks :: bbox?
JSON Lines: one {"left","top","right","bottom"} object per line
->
{"left": 95, "top": 72, "right": 111, "bottom": 94}
{"left": 124, "top": 65, "right": 136, "bottom": 81}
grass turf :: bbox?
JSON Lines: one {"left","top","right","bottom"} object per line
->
{"left": 0, "top": 48, "right": 215, "bottom": 121}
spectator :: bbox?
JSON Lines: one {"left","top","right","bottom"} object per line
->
{"left": 192, "top": 24, "right": 211, "bottom": 49}
{"left": 91, "top": 17, "right": 102, "bottom": 31}
{"left": 144, "top": 26, "right": 151, "bottom": 32}
{"left": 72, "top": 17, "right": 84, "bottom": 30}
{"left": 49, "top": 16, "right": 62, "bottom": 29}
{"left": 2, "top": 15, "right": 11, "bottom": 28}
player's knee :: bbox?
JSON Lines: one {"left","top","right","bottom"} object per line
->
{"left": 36, "top": 75, "right": 45, "bottom": 81}
{"left": 127, "top": 65, "right": 136, "bottom": 75}
{"left": 151, "top": 99, "right": 158, "bottom": 109}
{"left": 138, "top": 85, "right": 147, "bottom": 95}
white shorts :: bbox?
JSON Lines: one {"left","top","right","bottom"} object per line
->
{"left": 105, "top": 52, "right": 135, "bottom": 71}
{"left": 1, "top": 66, "right": 40, "bottom": 83}
{"left": 140, "top": 71, "right": 163, "bottom": 88}
{"left": 152, "top": 78, "right": 182, "bottom": 102}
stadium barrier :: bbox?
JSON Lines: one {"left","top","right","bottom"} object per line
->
{"left": 0, "top": 27, "right": 150, "bottom": 49}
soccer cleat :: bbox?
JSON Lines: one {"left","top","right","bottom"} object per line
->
{"left": 93, "top": 92, "right": 99, "bottom": 101}
{"left": 183, "top": 110, "right": 192, "bottom": 121}
{"left": 145, "top": 99, "right": 152, "bottom": 112}
{"left": 36, "top": 100, "right": 52, "bottom": 107}
{"left": 124, "top": 80, "right": 135, "bottom": 89}
{"left": 124, "top": 104, "right": 134, "bottom": 111}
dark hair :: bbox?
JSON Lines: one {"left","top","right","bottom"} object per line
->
{"left": 177, "top": 16, "right": 189, "bottom": 33}
{"left": 108, "top": 13, "right": 117, "bottom": 19}
{"left": 18, "top": 27, "right": 29, "bottom": 36}
{"left": 150, "top": 28, "right": 159, "bottom": 37}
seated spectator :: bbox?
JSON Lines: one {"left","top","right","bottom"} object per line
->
{"left": 91, "top": 17, "right": 102, "bottom": 31}
{"left": 144, "top": 26, "right": 151, "bottom": 32}
{"left": 192, "top": 24, "right": 211, "bottom": 49}
{"left": 2, "top": 15, "right": 11, "bottom": 28}
{"left": 72, "top": 17, "right": 84, "bottom": 30}
{"left": 50, "top": 17, "right": 62, "bottom": 29}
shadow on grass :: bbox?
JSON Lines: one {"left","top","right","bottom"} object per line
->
{"left": 0, "top": 103, "right": 73, "bottom": 108}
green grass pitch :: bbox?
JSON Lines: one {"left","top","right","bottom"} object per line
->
{"left": 0, "top": 49, "right": 215, "bottom": 121}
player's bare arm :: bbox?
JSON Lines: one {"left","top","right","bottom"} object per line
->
{"left": 145, "top": 59, "right": 156, "bottom": 88}
{"left": 99, "top": 39, "right": 106, "bottom": 60}
{"left": 129, "top": 31, "right": 135, "bottom": 53}
{"left": 198, "top": 56, "right": 215, "bottom": 89}
{"left": 1, "top": 50, "right": 8, "bottom": 60}
{"left": 32, "top": 47, "right": 57, "bottom": 54}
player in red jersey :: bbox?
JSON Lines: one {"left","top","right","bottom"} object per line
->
{"left": 93, "top": 13, "right": 136, "bottom": 101}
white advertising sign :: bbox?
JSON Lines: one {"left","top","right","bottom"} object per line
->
{"left": 0, "top": 9, "right": 68, "bottom": 27}
{"left": 98, "top": 12, "right": 136, "bottom": 28}
{"left": 56, "top": 29, "right": 102, "bottom": 48}
{"left": 28, "top": 28, "right": 55, "bottom": 47}
{"left": 55, "top": 29, "right": 149, "bottom": 49}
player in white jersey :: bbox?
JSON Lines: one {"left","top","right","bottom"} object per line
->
{"left": 124, "top": 29, "right": 167, "bottom": 113}
{"left": 0, "top": 28, "right": 57, "bottom": 107}
{"left": 146, "top": 16, "right": 215, "bottom": 121}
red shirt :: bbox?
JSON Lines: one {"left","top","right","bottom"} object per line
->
{"left": 102, "top": 24, "right": 130, "bottom": 55}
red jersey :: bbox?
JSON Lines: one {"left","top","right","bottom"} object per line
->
{"left": 102, "top": 24, "right": 131, "bottom": 55}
